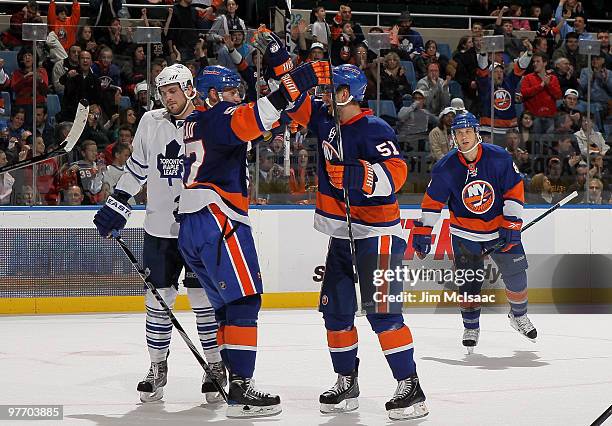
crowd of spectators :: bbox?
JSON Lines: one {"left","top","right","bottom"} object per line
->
{"left": 0, "top": 0, "right": 610, "bottom": 206}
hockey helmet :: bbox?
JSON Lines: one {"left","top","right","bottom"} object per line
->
{"left": 332, "top": 64, "right": 367, "bottom": 103}
{"left": 451, "top": 112, "right": 480, "bottom": 131}
{"left": 155, "top": 63, "right": 196, "bottom": 102}
{"left": 195, "top": 65, "right": 244, "bottom": 102}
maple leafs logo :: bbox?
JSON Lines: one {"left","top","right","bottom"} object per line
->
{"left": 157, "top": 139, "right": 184, "bottom": 185}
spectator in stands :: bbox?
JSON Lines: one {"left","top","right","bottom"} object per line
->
{"left": 210, "top": 0, "right": 245, "bottom": 34}
{"left": 100, "top": 85, "right": 122, "bottom": 133}
{"left": 397, "top": 89, "right": 436, "bottom": 152}
{"left": 546, "top": 156, "right": 569, "bottom": 196}
{"left": 567, "top": 161, "right": 588, "bottom": 202}
{"left": 354, "top": 44, "right": 377, "bottom": 102}
{"left": 331, "top": 3, "right": 364, "bottom": 44}
{"left": 311, "top": 5, "right": 330, "bottom": 48}
{"left": 518, "top": 111, "right": 537, "bottom": 152}
{"left": 289, "top": 148, "right": 317, "bottom": 197}
{"left": 416, "top": 62, "right": 451, "bottom": 116}
{"left": 65, "top": 139, "right": 105, "bottom": 202}
{"left": 528, "top": 173, "right": 557, "bottom": 204}
{"left": 33, "top": 105, "right": 54, "bottom": 147}
{"left": 380, "top": 52, "right": 412, "bottom": 112}
{"left": 558, "top": 88, "right": 582, "bottom": 130}
{"left": 89, "top": 0, "right": 122, "bottom": 40}
{"left": 494, "top": 11, "right": 525, "bottom": 60}
{"left": 218, "top": 30, "right": 255, "bottom": 70}
{"left": 414, "top": 40, "right": 449, "bottom": 80}
{"left": 58, "top": 50, "right": 101, "bottom": 123}
{"left": 134, "top": 82, "right": 152, "bottom": 119}
{"left": 103, "top": 142, "right": 131, "bottom": 190}
{"left": 98, "top": 17, "right": 134, "bottom": 59}
{"left": 0, "top": 150, "right": 15, "bottom": 205}
{"left": 553, "top": 57, "right": 580, "bottom": 95}
{"left": 47, "top": 0, "right": 80, "bottom": 52}
{"left": 15, "top": 185, "right": 37, "bottom": 206}
{"left": 104, "top": 125, "right": 133, "bottom": 163}
{"left": 452, "top": 36, "right": 478, "bottom": 112}
{"left": 92, "top": 47, "right": 122, "bottom": 89}
{"left": 471, "top": 21, "right": 484, "bottom": 39}
{"left": 52, "top": 121, "right": 72, "bottom": 151}
{"left": 553, "top": 33, "right": 587, "bottom": 75}
{"left": 2, "top": 0, "right": 42, "bottom": 49}
{"left": 76, "top": 25, "right": 98, "bottom": 55}
{"left": 597, "top": 32, "right": 611, "bottom": 69}
{"left": 510, "top": 3, "right": 530, "bottom": 31}
{"left": 558, "top": 0, "right": 585, "bottom": 19}
{"left": 331, "top": 22, "right": 358, "bottom": 65}
{"left": 119, "top": 107, "right": 137, "bottom": 133}
{"left": 579, "top": 54, "right": 612, "bottom": 114}
{"left": 0, "top": 58, "right": 9, "bottom": 92}
{"left": 80, "top": 104, "right": 110, "bottom": 150}
{"left": 588, "top": 152, "right": 609, "bottom": 187}
{"left": 167, "top": 0, "right": 197, "bottom": 62}
{"left": 257, "top": 146, "right": 286, "bottom": 194}
{"left": 123, "top": 45, "right": 147, "bottom": 92}
{"left": 11, "top": 46, "right": 48, "bottom": 123}
{"left": 521, "top": 53, "right": 562, "bottom": 135}
{"left": 575, "top": 116, "right": 609, "bottom": 157}
{"left": 25, "top": 135, "right": 59, "bottom": 204}
{"left": 193, "top": 0, "right": 222, "bottom": 31}
{"left": 551, "top": 133, "right": 581, "bottom": 173}
{"left": 52, "top": 44, "right": 80, "bottom": 95}
{"left": 62, "top": 184, "right": 84, "bottom": 205}
{"left": 553, "top": 112, "right": 575, "bottom": 134}
{"left": 585, "top": 177, "right": 605, "bottom": 204}
{"left": 45, "top": 29, "right": 69, "bottom": 67}
{"left": 429, "top": 107, "right": 455, "bottom": 162}
{"left": 555, "top": 1, "right": 592, "bottom": 40}
{"left": 534, "top": 10, "right": 560, "bottom": 57}
{"left": 309, "top": 42, "right": 326, "bottom": 62}
{"left": 524, "top": 37, "right": 550, "bottom": 74}
{"left": 389, "top": 11, "right": 423, "bottom": 61}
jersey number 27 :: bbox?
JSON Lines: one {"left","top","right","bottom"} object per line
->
{"left": 184, "top": 140, "right": 205, "bottom": 187}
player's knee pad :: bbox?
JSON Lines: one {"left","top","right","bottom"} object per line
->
{"left": 322, "top": 312, "right": 354, "bottom": 331}
{"left": 186, "top": 287, "right": 212, "bottom": 309}
{"left": 145, "top": 287, "right": 177, "bottom": 310}
{"left": 224, "top": 294, "right": 261, "bottom": 327}
{"left": 366, "top": 313, "right": 404, "bottom": 334}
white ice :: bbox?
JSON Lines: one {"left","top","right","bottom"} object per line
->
{"left": 2, "top": 309, "right": 612, "bottom": 425}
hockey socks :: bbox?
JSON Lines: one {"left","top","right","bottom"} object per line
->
{"left": 187, "top": 288, "right": 222, "bottom": 363}
{"left": 145, "top": 287, "right": 177, "bottom": 362}
{"left": 460, "top": 305, "right": 481, "bottom": 330}
{"left": 504, "top": 271, "right": 528, "bottom": 317}
{"left": 376, "top": 325, "right": 416, "bottom": 380}
{"left": 326, "top": 327, "right": 359, "bottom": 375}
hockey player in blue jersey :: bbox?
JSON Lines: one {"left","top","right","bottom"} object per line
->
{"left": 412, "top": 111, "right": 537, "bottom": 354}
{"left": 176, "top": 39, "right": 330, "bottom": 418}
{"left": 286, "top": 64, "right": 428, "bottom": 421}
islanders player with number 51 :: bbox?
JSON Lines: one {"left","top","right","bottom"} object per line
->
{"left": 412, "top": 111, "right": 537, "bottom": 354}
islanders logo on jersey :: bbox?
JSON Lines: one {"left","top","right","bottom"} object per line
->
{"left": 493, "top": 88, "right": 512, "bottom": 111}
{"left": 462, "top": 180, "right": 495, "bottom": 214}
{"left": 157, "top": 139, "right": 184, "bottom": 185}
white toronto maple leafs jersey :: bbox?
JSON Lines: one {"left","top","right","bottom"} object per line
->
{"left": 115, "top": 109, "right": 185, "bottom": 238}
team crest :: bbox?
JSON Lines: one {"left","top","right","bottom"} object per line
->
{"left": 493, "top": 88, "right": 512, "bottom": 111}
{"left": 157, "top": 139, "right": 184, "bottom": 185}
{"left": 462, "top": 180, "right": 495, "bottom": 214}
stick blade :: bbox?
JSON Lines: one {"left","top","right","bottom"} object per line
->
{"left": 62, "top": 100, "right": 89, "bottom": 152}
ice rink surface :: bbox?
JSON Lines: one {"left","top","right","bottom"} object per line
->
{"left": 2, "top": 309, "right": 612, "bottom": 426}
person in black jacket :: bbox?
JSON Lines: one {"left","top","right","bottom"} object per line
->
{"left": 452, "top": 36, "right": 479, "bottom": 113}
{"left": 57, "top": 50, "right": 101, "bottom": 123}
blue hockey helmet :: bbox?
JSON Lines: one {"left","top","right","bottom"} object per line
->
{"left": 451, "top": 112, "right": 480, "bottom": 131}
{"left": 195, "top": 65, "right": 243, "bottom": 101}
{"left": 332, "top": 64, "right": 367, "bottom": 103}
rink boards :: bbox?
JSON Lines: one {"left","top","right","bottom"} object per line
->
{"left": 1, "top": 205, "right": 611, "bottom": 313}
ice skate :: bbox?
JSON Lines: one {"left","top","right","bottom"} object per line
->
{"left": 462, "top": 327, "right": 480, "bottom": 354}
{"left": 508, "top": 312, "right": 537, "bottom": 342}
{"left": 201, "top": 361, "right": 227, "bottom": 403}
{"left": 386, "top": 375, "right": 429, "bottom": 421}
{"left": 319, "top": 358, "right": 360, "bottom": 414}
{"left": 226, "top": 375, "right": 281, "bottom": 418}
{"left": 137, "top": 360, "right": 168, "bottom": 402}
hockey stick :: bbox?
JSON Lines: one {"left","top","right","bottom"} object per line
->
{"left": 481, "top": 190, "right": 578, "bottom": 258}
{"left": 590, "top": 404, "right": 612, "bottom": 426}
{"left": 324, "top": 26, "right": 365, "bottom": 316}
{"left": 0, "top": 100, "right": 89, "bottom": 175}
{"left": 112, "top": 233, "right": 229, "bottom": 402}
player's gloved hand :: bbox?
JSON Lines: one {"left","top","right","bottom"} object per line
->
{"left": 498, "top": 218, "right": 522, "bottom": 252}
{"left": 326, "top": 159, "right": 375, "bottom": 195}
{"left": 279, "top": 60, "right": 331, "bottom": 102}
{"left": 252, "top": 27, "right": 294, "bottom": 79}
{"left": 93, "top": 190, "right": 132, "bottom": 237}
{"left": 412, "top": 220, "right": 432, "bottom": 259}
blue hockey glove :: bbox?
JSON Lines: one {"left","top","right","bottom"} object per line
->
{"left": 93, "top": 190, "right": 132, "bottom": 237}
{"left": 411, "top": 220, "right": 432, "bottom": 259}
{"left": 498, "top": 218, "right": 522, "bottom": 252}
{"left": 279, "top": 60, "right": 331, "bottom": 102}
{"left": 326, "top": 159, "right": 375, "bottom": 195}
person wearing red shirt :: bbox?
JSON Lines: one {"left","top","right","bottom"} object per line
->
{"left": 10, "top": 46, "right": 49, "bottom": 123}
{"left": 47, "top": 0, "right": 81, "bottom": 52}
{"left": 520, "top": 52, "right": 562, "bottom": 136}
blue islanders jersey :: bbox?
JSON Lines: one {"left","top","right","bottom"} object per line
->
{"left": 420, "top": 143, "right": 524, "bottom": 241}
{"left": 287, "top": 95, "right": 408, "bottom": 239}
{"left": 477, "top": 61, "right": 525, "bottom": 131}
{"left": 178, "top": 97, "right": 281, "bottom": 224}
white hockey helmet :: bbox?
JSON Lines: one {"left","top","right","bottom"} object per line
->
{"left": 155, "top": 64, "right": 197, "bottom": 111}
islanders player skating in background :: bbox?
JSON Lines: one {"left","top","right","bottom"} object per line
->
{"left": 412, "top": 112, "right": 537, "bottom": 353}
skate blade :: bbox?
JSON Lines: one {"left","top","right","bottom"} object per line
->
{"left": 388, "top": 401, "right": 429, "bottom": 421}
{"left": 226, "top": 403, "right": 281, "bottom": 418}
{"left": 205, "top": 392, "right": 225, "bottom": 404}
{"left": 465, "top": 345, "right": 475, "bottom": 355}
{"left": 320, "top": 398, "right": 359, "bottom": 414}
{"left": 509, "top": 322, "right": 537, "bottom": 343}
{"left": 139, "top": 388, "right": 164, "bottom": 403}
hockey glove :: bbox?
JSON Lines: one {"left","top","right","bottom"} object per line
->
{"left": 279, "top": 61, "right": 331, "bottom": 103}
{"left": 252, "top": 27, "right": 294, "bottom": 79}
{"left": 93, "top": 190, "right": 132, "bottom": 237}
{"left": 326, "top": 159, "right": 375, "bottom": 195}
{"left": 412, "top": 221, "right": 433, "bottom": 259}
{"left": 498, "top": 218, "right": 522, "bottom": 252}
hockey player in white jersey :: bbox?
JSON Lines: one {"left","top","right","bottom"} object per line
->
{"left": 93, "top": 64, "right": 226, "bottom": 403}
